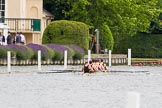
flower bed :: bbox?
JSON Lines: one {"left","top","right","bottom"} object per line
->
{"left": 27, "top": 43, "right": 54, "bottom": 60}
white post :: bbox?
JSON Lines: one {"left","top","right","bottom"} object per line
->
{"left": 128, "top": 49, "right": 131, "bottom": 66}
{"left": 109, "top": 50, "right": 112, "bottom": 67}
{"left": 126, "top": 92, "right": 140, "bottom": 108}
{"left": 38, "top": 50, "right": 41, "bottom": 71}
{"left": 7, "top": 51, "right": 11, "bottom": 73}
{"left": 88, "top": 50, "right": 91, "bottom": 63}
{"left": 64, "top": 50, "right": 67, "bottom": 69}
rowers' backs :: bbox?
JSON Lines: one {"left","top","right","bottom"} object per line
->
{"left": 82, "top": 59, "right": 107, "bottom": 73}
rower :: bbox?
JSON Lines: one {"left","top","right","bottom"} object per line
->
{"left": 100, "top": 59, "right": 107, "bottom": 70}
{"left": 82, "top": 61, "right": 95, "bottom": 73}
{"left": 82, "top": 61, "right": 89, "bottom": 73}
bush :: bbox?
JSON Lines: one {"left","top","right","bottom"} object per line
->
{"left": 42, "top": 20, "right": 90, "bottom": 51}
{"left": 117, "top": 33, "right": 162, "bottom": 58}
{"left": 27, "top": 43, "right": 54, "bottom": 60}
{"left": 6, "top": 44, "right": 34, "bottom": 60}
{"left": 72, "top": 52, "right": 83, "bottom": 60}
{"left": 0, "top": 46, "right": 8, "bottom": 58}
{"left": 99, "top": 23, "right": 114, "bottom": 51}
{"left": 64, "top": 44, "right": 85, "bottom": 60}
{"left": 45, "top": 44, "right": 74, "bottom": 60}
{"left": 53, "top": 51, "right": 62, "bottom": 61}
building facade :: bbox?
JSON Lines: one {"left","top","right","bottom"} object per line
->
{"left": 0, "top": 0, "right": 52, "bottom": 45}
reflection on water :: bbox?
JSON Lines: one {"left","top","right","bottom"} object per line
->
{"left": 0, "top": 66, "right": 162, "bottom": 108}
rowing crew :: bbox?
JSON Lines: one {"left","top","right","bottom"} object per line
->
{"left": 82, "top": 59, "right": 107, "bottom": 73}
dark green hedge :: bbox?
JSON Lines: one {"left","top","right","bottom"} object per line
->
{"left": 116, "top": 33, "right": 162, "bottom": 58}
{"left": 99, "top": 23, "right": 114, "bottom": 51}
{"left": 42, "top": 20, "right": 90, "bottom": 51}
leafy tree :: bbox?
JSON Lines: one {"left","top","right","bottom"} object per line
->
{"left": 43, "top": 0, "right": 161, "bottom": 53}
{"left": 43, "top": 0, "right": 72, "bottom": 20}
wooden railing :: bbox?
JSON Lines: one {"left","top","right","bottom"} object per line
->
{"left": 0, "top": 18, "right": 41, "bottom": 32}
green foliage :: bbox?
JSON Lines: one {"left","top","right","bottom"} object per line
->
{"left": 99, "top": 23, "right": 114, "bottom": 51}
{"left": 52, "top": 51, "right": 62, "bottom": 61}
{"left": 125, "top": 33, "right": 162, "bottom": 58}
{"left": 42, "top": 20, "right": 90, "bottom": 50}
{"left": 43, "top": 0, "right": 161, "bottom": 54}
{"left": 72, "top": 51, "right": 83, "bottom": 60}
{"left": 6, "top": 44, "right": 34, "bottom": 60}
{"left": 43, "top": 45, "right": 55, "bottom": 60}
{"left": 0, "top": 46, "right": 8, "bottom": 58}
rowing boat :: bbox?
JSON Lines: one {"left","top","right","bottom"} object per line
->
{"left": 82, "top": 71, "right": 109, "bottom": 76}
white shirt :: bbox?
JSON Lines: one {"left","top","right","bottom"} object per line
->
{"left": 20, "top": 34, "right": 26, "bottom": 44}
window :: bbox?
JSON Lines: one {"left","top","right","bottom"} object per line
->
{"left": 0, "top": 0, "right": 5, "bottom": 18}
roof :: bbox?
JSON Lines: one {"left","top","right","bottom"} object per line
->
{"left": 43, "top": 9, "right": 54, "bottom": 18}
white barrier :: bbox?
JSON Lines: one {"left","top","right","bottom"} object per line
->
{"left": 128, "top": 49, "right": 131, "bottom": 66}
{"left": 7, "top": 51, "right": 11, "bottom": 73}
{"left": 126, "top": 92, "right": 140, "bottom": 108}
{"left": 88, "top": 50, "right": 91, "bottom": 63}
{"left": 38, "top": 50, "right": 41, "bottom": 71}
{"left": 64, "top": 50, "right": 67, "bottom": 69}
{"left": 109, "top": 50, "right": 112, "bottom": 67}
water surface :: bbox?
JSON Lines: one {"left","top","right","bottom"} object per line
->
{"left": 0, "top": 66, "right": 162, "bottom": 108}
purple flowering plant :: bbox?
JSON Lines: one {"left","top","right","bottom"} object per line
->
{"left": 27, "top": 43, "right": 54, "bottom": 60}
{"left": 0, "top": 45, "right": 9, "bottom": 58}
{"left": 6, "top": 44, "right": 34, "bottom": 60}
{"left": 46, "top": 44, "right": 70, "bottom": 59}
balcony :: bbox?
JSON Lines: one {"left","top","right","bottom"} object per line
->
{"left": 0, "top": 18, "right": 41, "bottom": 32}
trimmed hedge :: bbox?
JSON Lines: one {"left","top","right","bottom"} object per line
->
{"left": 42, "top": 20, "right": 90, "bottom": 51}
{"left": 45, "top": 44, "right": 75, "bottom": 60}
{"left": 0, "top": 43, "right": 85, "bottom": 61}
{"left": 99, "top": 23, "right": 114, "bottom": 51}
{"left": 64, "top": 44, "right": 85, "bottom": 60}
{"left": 6, "top": 44, "right": 34, "bottom": 60}
{"left": 116, "top": 33, "right": 162, "bottom": 58}
{"left": 0, "top": 46, "right": 9, "bottom": 58}
{"left": 27, "top": 43, "right": 55, "bottom": 60}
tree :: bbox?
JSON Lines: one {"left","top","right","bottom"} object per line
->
{"left": 43, "top": 0, "right": 161, "bottom": 52}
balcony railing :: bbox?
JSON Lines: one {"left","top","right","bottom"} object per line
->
{"left": 0, "top": 18, "right": 41, "bottom": 32}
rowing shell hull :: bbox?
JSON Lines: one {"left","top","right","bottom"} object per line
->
{"left": 82, "top": 72, "right": 109, "bottom": 76}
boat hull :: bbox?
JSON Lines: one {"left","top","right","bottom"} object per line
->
{"left": 82, "top": 71, "right": 109, "bottom": 76}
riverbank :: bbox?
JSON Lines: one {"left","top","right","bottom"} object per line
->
{"left": 132, "top": 58, "right": 162, "bottom": 66}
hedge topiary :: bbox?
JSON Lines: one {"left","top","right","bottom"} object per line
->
{"left": 42, "top": 20, "right": 90, "bottom": 51}
{"left": 116, "top": 32, "right": 162, "bottom": 58}
{"left": 99, "top": 23, "right": 114, "bottom": 51}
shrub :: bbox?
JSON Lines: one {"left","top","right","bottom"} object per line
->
{"left": 53, "top": 51, "right": 62, "bottom": 61}
{"left": 42, "top": 20, "right": 90, "bottom": 51}
{"left": 27, "top": 43, "right": 54, "bottom": 60}
{"left": 99, "top": 23, "right": 114, "bottom": 51}
{"left": 64, "top": 44, "right": 85, "bottom": 60}
{"left": 6, "top": 44, "right": 33, "bottom": 60}
{"left": 72, "top": 52, "right": 83, "bottom": 60}
{"left": 0, "top": 46, "right": 8, "bottom": 58}
{"left": 45, "top": 44, "right": 74, "bottom": 60}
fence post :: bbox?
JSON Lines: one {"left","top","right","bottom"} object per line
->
{"left": 7, "top": 51, "right": 11, "bottom": 73}
{"left": 88, "top": 50, "right": 91, "bottom": 63}
{"left": 128, "top": 49, "right": 131, "bottom": 66}
{"left": 38, "top": 50, "right": 41, "bottom": 71}
{"left": 64, "top": 50, "right": 67, "bottom": 69}
{"left": 109, "top": 50, "right": 112, "bottom": 67}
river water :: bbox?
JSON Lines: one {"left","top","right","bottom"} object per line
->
{"left": 0, "top": 65, "right": 162, "bottom": 108}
